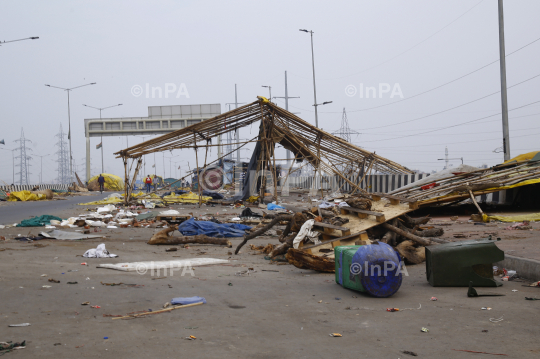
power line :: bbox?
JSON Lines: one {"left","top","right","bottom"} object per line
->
{"left": 294, "top": 0, "right": 486, "bottom": 82}
{"left": 282, "top": 35, "right": 540, "bottom": 114}
{"left": 358, "top": 99, "right": 540, "bottom": 144}
{"left": 358, "top": 73, "right": 540, "bottom": 131}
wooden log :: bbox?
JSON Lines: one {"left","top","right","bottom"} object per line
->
{"left": 235, "top": 214, "right": 292, "bottom": 254}
{"left": 395, "top": 240, "right": 426, "bottom": 264}
{"left": 286, "top": 248, "right": 336, "bottom": 273}
{"left": 417, "top": 227, "right": 444, "bottom": 237}
{"left": 381, "top": 223, "right": 432, "bottom": 246}
{"left": 147, "top": 227, "right": 232, "bottom": 247}
{"left": 269, "top": 234, "right": 296, "bottom": 257}
{"left": 400, "top": 214, "right": 431, "bottom": 228}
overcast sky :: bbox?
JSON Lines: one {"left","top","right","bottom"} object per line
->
{"left": 1, "top": 0, "right": 539, "bottom": 185}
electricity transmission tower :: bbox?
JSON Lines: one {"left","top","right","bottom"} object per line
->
{"left": 55, "top": 123, "right": 70, "bottom": 184}
{"left": 14, "top": 128, "right": 32, "bottom": 185}
{"left": 333, "top": 108, "right": 359, "bottom": 143}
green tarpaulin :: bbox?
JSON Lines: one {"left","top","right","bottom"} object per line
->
{"left": 17, "top": 215, "right": 63, "bottom": 227}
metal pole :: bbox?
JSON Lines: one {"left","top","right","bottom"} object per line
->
{"left": 235, "top": 84, "right": 240, "bottom": 164}
{"left": 498, "top": 0, "right": 510, "bottom": 161}
{"left": 100, "top": 109, "right": 104, "bottom": 173}
{"left": 285, "top": 72, "right": 290, "bottom": 165}
{"left": 310, "top": 31, "right": 319, "bottom": 128}
{"left": 41, "top": 156, "right": 43, "bottom": 184}
{"left": 12, "top": 150, "right": 14, "bottom": 184}
{"left": 67, "top": 90, "right": 73, "bottom": 183}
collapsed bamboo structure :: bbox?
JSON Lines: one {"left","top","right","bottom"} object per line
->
{"left": 115, "top": 97, "right": 413, "bottom": 204}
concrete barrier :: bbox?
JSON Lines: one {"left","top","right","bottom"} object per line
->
{"left": 495, "top": 255, "right": 540, "bottom": 281}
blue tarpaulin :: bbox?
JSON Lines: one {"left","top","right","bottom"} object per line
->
{"left": 178, "top": 218, "right": 251, "bottom": 238}
{"left": 171, "top": 296, "right": 207, "bottom": 305}
{"left": 267, "top": 203, "right": 285, "bottom": 210}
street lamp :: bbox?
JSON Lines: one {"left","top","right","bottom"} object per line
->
{"left": 0, "top": 148, "right": 15, "bottom": 184}
{"left": 35, "top": 154, "right": 50, "bottom": 184}
{"left": 0, "top": 37, "right": 39, "bottom": 45}
{"left": 45, "top": 82, "right": 96, "bottom": 184}
{"left": 83, "top": 103, "right": 122, "bottom": 173}
{"left": 261, "top": 85, "right": 272, "bottom": 101}
{"left": 299, "top": 29, "right": 321, "bottom": 128}
{"left": 313, "top": 100, "right": 333, "bottom": 112}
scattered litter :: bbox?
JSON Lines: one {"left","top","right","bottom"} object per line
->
{"left": 421, "top": 327, "right": 429, "bottom": 333}
{"left": 40, "top": 229, "right": 105, "bottom": 240}
{"left": 171, "top": 296, "right": 206, "bottom": 305}
{"left": 98, "top": 258, "right": 228, "bottom": 271}
{"left": 386, "top": 308, "right": 399, "bottom": 312}
{"left": 481, "top": 307, "right": 492, "bottom": 310}
{"left": 0, "top": 340, "right": 26, "bottom": 353}
{"left": 91, "top": 305, "right": 101, "bottom": 309}
{"left": 430, "top": 297, "right": 437, "bottom": 301}
{"left": 104, "top": 337, "right": 109, "bottom": 340}
{"left": 185, "top": 335, "right": 197, "bottom": 340}
{"left": 48, "top": 278, "right": 60, "bottom": 283}
{"left": 525, "top": 297, "right": 540, "bottom": 301}
{"left": 489, "top": 316, "right": 504, "bottom": 323}
{"left": 512, "top": 289, "right": 518, "bottom": 292}
{"left": 329, "top": 333, "right": 342, "bottom": 337}
{"left": 8, "top": 323, "right": 30, "bottom": 327}
{"left": 81, "top": 302, "right": 90, "bottom": 305}
{"left": 165, "top": 248, "right": 177, "bottom": 252}
{"left": 67, "top": 282, "right": 78, "bottom": 284}
{"left": 42, "top": 285, "right": 51, "bottom": 288}
{"left": 83, "top": 243, "right": 118, "bottom": 258}
{"left": 40, "top": 274, "right": 47, "bottom": 277}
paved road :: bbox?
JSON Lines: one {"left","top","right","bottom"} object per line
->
{"left": 0, "top": 193, "right": 111, "bottom": 225}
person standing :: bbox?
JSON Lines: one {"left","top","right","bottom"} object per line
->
{"left": 145, "top": 175, "right": 152, "bottom": 193}
{"left": 153, "top": 174, "right": 159, "bottom": 191}
{"left": 98, "top": 174, "right": 105, "bottom": 193}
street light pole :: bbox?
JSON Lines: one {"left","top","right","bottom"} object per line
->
{"left": 498, "top": 0, "right": 511, "bottom": 161}
{"left": 83, "top": 103, "right": 122, "bottom": 173}
{"left": 300, "top": 29, "right": 319, "bottom": 127}
{"left": 35, "top": 154, "right": 50, "bottom": 184}
{"left": 0, "top": 148, "right": 15, "bottom": 184}
{"left": 45, "top": 82, "right": 96, "bottom": 184}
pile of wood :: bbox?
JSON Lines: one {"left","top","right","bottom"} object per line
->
{"left": 234, "top": 193, "right": 447, "bottom": 272}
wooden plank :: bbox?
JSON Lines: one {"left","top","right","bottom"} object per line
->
{"left": 301, "top": 231, "right": 367, "bottom": 251}
{"left": 339, "top": 207, "right": 386, "bottom": 222}
{"left": 312, "top": 222, "right": 350, "bottom": 231}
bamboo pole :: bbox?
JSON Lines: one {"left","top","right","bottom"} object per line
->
{"left": 194, "top": 133, "right": 202, "bottom": 208}
{"left": 112, "top": 302, "right": 203, "bottom": 320}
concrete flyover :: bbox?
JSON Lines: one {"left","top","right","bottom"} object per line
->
{"left": 84, "top": 104, "right": 221, "bottom": 181}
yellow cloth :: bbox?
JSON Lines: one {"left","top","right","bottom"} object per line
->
{"left": 88, "top": 173, "right": 125, "bottom": 191}
{"left": 163, "top": 191, "right": 212, "bottom": 203}
{"left": 485, "top": 212, "right": 540, "bottom": 223}
{"left": 8, "top": 191, "right": 47, "bottom": 201}
{"left": 246, "top": 196, "right": 260, "bottom": 203}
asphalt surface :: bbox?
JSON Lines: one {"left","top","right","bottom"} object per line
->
{"left": 0, "top": 193, "right": 110, "bottom": 225}
{"left": 0, "top": 235, "right": 538, "bottom": 358}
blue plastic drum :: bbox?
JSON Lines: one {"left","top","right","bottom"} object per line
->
{"left": 351, "top": 242, "right": 403, "bottom": 297}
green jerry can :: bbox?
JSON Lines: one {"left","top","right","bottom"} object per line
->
{"left": 425, "top": 236, "right": 504, "bottom": 287}
{"left": 335, "top": 245, "right": 364, "bottom": 292}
